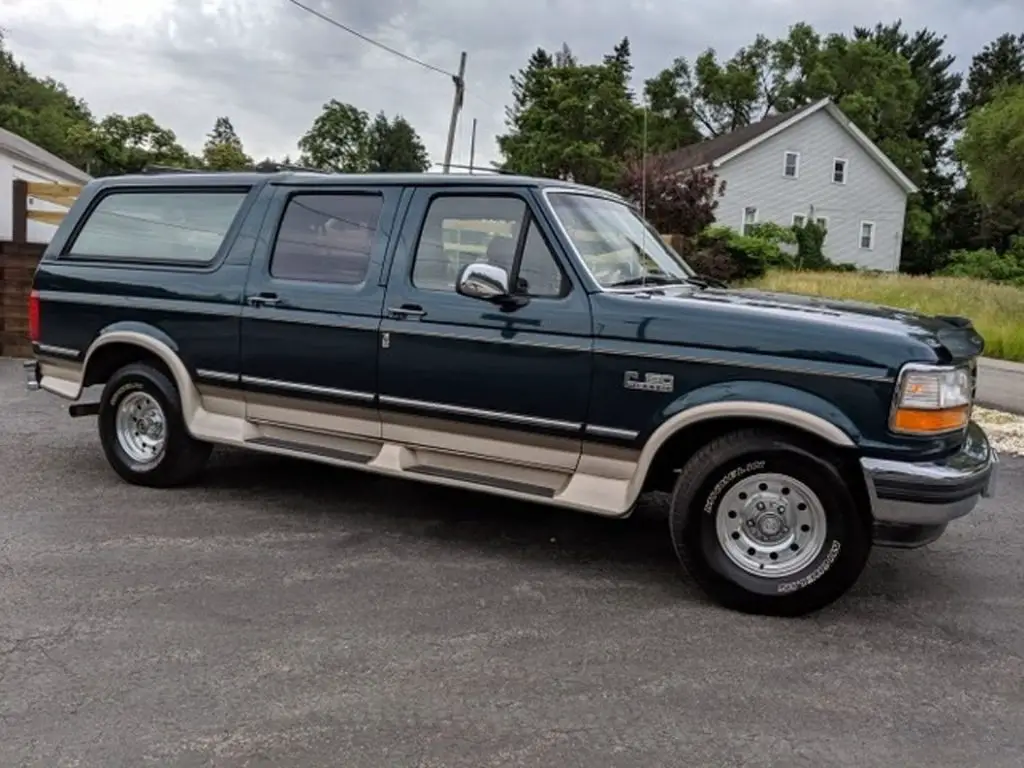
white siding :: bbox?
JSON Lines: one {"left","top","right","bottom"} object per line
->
{"left": 0, "top": 149, "right": 84, "bottom": 243}
{"left": 712, "top": 110, "right": 908, "bottom": 271}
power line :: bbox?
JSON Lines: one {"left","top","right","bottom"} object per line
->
{"left": 284, "top": 0, "right": 455, "bottom": 78}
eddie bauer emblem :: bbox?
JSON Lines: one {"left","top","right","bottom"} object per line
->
{"left": 623, "top": 371, "right": 674, "bottom": 393}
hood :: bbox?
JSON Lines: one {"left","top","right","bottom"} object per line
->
{"left": 697, "top": 287, "right": 985, "bottom": 360}
{"left": 593, "top": 285, "right": 985, "bottom": 371}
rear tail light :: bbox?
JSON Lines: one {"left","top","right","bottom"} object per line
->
{"left": 28, "top": 289, "right": 40, "bottom": 343}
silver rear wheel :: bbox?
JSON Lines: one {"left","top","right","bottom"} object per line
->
{"left": 114, "top": 391, "right": 166, "bottom": 465}
{"left": 714, "top": 472, "right": 828, "bottom": 579}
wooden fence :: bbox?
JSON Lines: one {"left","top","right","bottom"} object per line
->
{"left": 2, "top": 180, "right": 81, "bottom": 357}
{"left": 0, "top": 240, "right": 45, "bottom": 358}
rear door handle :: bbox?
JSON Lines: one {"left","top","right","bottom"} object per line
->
{"left": 386, "top": 304, "right": 426, "bottom": 319}
{"left": 247, "top": 293, "right": 281, "bottom": 308}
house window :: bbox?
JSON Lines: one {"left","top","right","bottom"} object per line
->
{"left": 783, "top": 151, "right": 800, "bottom": 178}
{"left": 860, "top": 221, "right": 875, "bottom": 249}
{"left": 792, "top": 214, "right": 807, "bottom": 227}
{"left": 742, "top": 206, "right": 758, "bottom": 235}
{"left": 833, "top": 158, "right": 847, "bottom": 184}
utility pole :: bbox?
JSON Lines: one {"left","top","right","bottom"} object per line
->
{"left": 468, "top": 118, "right": 477, "bottom": 174}
{"left": 442, "top": 52, "right": 467, "bottom": 174}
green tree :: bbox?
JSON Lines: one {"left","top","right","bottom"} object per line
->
{"left": 364, "top": 112, "right": 430, "bottom": 172}
{"left": 961, "top": 33, "right": 1024, "bottom": 115}
{"left": 642, "top": 61, "right": 702, "bottom": 153}
{"left": 78, "top": 113, "right": 198, "bottom": 176}
{"left": 497, "top": 41, "right": 640, "bottom": 187}
{"left": 298, "top": 99, "right": 371, "bottom": 172}
{"left": 957, "top": 84, "right": 1024, "bottom": 209}
{"left": 852, "top": 23, "right": 963, "bottom": 273}
{"left": 0, "top": 31, "right": 95, "bottom": 169}
{"left": 203, "top": 116, "right": 252, "bottom": 170}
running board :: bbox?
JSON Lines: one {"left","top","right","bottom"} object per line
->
{"left": 69, "top": 402, "right": 100, "bottom": 418}
{"left": 245, "top": 436, "right": 374, "bottom": 465}
{"left": 404, "top": 464, "right": 556, "bottom": 498}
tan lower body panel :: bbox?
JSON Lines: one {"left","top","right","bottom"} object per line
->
{"left": 193, "top": 385, "right": 641, "bottom": 517}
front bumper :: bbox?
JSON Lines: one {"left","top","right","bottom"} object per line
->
{"left": 862, "top": 421, "right": 998, "bottom": 548}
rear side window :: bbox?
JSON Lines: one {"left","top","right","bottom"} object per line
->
{"left": 68, "top": 190, "right": 248, "bottom": 263}
{"left": 270, "top": 193, "right": 384, "bottom": 284}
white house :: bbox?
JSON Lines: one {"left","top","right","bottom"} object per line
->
{"left": 662, "top": 98, "right": 919, "bottom": 271}
{"left": 0, "top": 127, "right": 91, "bottom": 243}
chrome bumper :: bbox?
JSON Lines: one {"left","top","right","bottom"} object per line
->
{"left": 862, "top": 421, "right": 998, "bottom": 546}
{"left": 24, "top": 359, "right": 40, "bottom": 391}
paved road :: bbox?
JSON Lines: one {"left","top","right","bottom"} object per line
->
{"left": 978, "top": 357, "right": 1024, "bottom": 416}
{"left": 1, "top": 359, "right": 1022, "bottom": 768}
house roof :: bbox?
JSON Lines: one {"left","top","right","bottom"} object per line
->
{"left": 662, "top": 98, "right": 919, "bottom": 195}
{"left": 0, "top": 127, "right": 91, "bottom": 184}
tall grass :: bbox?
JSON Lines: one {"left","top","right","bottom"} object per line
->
{"left": 749, "top": 270, "right": 1024, "bottom": 363}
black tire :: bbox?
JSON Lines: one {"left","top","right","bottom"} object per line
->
{"left": 669, "top": 428, "right": 871, "bottom": 617}
{"left": 97, "top": 362, "right": 212, "bottom": 488}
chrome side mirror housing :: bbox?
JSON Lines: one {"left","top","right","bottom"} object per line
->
{"left": 456, "top": 262, "right": 511, "bottom": 302}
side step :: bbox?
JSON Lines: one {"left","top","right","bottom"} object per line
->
{"left": 405, "top": 464, "right": 556, "bottom": 498}
{"left": 246, "top": 436, "right": 373, "bottom": 465}
{"left": 69, "top": 402, "right": 100, "bottom": 418}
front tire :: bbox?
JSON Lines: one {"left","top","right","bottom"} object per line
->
{"left": 98, "top": 362, "right": 212, "bottom": 488}
{"left": 669, "top": 428, "right": 871, "bottom": 617}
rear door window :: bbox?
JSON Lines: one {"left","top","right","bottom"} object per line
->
{"left": 270, "top": 193, "right": 384, "bottom": 285}
{"left": 67, "top": 189, "right": 248, "bottom": 263}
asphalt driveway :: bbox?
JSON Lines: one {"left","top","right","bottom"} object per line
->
{"left": 1, "top": 359, "right": 1022, "bottom": 767}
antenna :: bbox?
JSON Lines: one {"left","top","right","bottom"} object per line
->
{"left": 641, "top": 99, "right": 648, "bottom": 220}
{"left": 639, "top": 98, "right": 650, "bottom": 286}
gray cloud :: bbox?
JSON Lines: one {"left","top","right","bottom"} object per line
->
{"left": 3, "top": 0, "right": 1022, "bottom": 170}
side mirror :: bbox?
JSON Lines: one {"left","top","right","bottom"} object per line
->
{"left": 456, "top": 262, "right": 511, "bottom": 302}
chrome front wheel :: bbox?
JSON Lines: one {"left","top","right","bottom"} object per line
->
{"left": 714, "top": 472, "right": 828, "bottom": 579}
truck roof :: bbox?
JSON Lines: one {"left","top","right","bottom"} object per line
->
{"left": 87, "top": 170, "right": 624, "bottom": 199}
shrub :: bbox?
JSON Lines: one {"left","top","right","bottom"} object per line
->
{"left": 792, "top": 219, "right": 830, "bottom": 269}
{"left": 688, "top": 224, "right": 798, "bottom": 282}
{"left": 939, "top": 236, "right": 1024, "bottom": 286}
{"left": 614, "top": 156, "right": 725, "bottom": 238}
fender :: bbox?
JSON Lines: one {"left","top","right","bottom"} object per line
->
{"left": 81, "top": 327, "right": 204, "bottom": 429}
{"left": 623, "top": 381, "right": 860, "bottom": 508}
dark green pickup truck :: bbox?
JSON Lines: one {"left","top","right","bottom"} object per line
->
{"left": 23, "top": 170, "right": 998, "bottom": 616}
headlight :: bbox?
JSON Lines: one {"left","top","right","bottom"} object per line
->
{"left": 890, "top": 363, "right": 972, "bottom": 435}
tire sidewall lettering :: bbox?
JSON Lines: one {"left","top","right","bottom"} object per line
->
{"left": 776, "top": 540, "right": 841, "bottom": 594}
{"left": 703, "top": 459, "right": 765, "bottom": 517}
{"left": 110, "top": 380, "right": 144, "bottom": 407}
{"left": 105, "top": 378, "right": 166, "bottom": 473}
{"left": 701, "top": 452, "right": 845, "bottom": 597}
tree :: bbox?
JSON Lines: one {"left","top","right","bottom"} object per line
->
{"left": 642, "top": 61, "right": 702, "bottom": 153}
{"left": 77, "top": 113, "right": 198, "bottom": 176}
{"left": 613, "top": 156, "right": 723, "bottom": 238}
{"left": 957, "top": 84, "right": 1024, "bottom": 209}
{"left": 853, "top": 22, "right": 963, "bottom": 273}
{"left": 203, "top": 116, "right": 251, "bottom": 170}
{"left": 0, "top": 31, "right": 95, "bottom": 170}
{"left": 298, "top": 99, "right": 371, "bottom": 172}
{"left": 505, "top": 47, "right": 555, "bottom": 127}
{"left": 961, "top": 33, "right": 1024, "bottom": 115}
{"left": 364, "top": 112, "right": 430, "bottom": 172}
{"left": 497, "top": 42, "right": 641, "bottom": 187}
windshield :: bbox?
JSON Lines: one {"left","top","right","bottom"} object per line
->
{"left": 545, "top": 191, "right": 695, "bottom": 289}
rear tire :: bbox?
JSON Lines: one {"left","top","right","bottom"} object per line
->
{"left": 669, "top": 428, "right": 871, "bottom": 617}
{"left": 98, "top": 362, "right": 212, "bottom": 488}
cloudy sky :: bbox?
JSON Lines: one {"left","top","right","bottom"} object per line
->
{"left": 3, "top": 0, "right": 1022, "bottom": 170}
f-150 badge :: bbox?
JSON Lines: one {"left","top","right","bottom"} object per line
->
{"left": 624, "top": 371, "right": 674, "bottom": 393}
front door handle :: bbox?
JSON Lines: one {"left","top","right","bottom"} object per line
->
{"left": 247, "top": 293, "right": 281, "bottom": 308}
{"left": 386, "top": 304, "right": 426, "bottom": 319}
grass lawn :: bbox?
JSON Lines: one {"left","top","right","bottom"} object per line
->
{"left": 748, "top": 270, "right": 1024, "bottom": 363}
